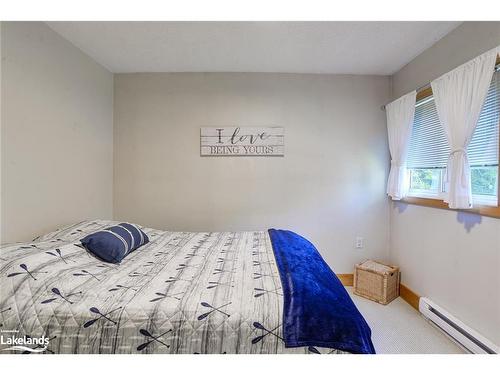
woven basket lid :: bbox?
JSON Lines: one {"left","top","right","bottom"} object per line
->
{"left": 357, "top": 260, "right": 396, "bottom": 275}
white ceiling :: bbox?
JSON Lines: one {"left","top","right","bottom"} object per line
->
{"left": 46, "top": 21, "right": 461, "bottom": 75}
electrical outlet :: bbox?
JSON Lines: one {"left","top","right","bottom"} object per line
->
{"left": 355, "top": 236, "right": 364, "bottom": 249}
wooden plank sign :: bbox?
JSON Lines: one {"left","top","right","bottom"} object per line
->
{"left": 200, "top": 127, "right": 284, "bottom": 156}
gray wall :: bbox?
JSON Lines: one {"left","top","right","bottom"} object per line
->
{"left": 390, "top": 22, "right": 500, "bottom": 346}
{"left": 1, "top": 22, "right": 114, "bottom": 243}
{"left": 114, "top": 73, "right": 391, "bottom": 272}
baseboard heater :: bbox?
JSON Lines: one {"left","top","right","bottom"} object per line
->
{"left": 419, "top": 297, "right": 498, "bottom": 354}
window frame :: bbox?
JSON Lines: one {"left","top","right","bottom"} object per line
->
{"left": 401, "top": 57, "right": 500, "bottom": 219}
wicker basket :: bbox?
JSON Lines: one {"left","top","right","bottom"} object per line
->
{"left": 353, "top": 260, "right": 400, "bottom": 305}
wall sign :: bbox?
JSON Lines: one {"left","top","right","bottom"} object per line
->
{"left": 200, "top": 127, "right": 284, "bottom": 156}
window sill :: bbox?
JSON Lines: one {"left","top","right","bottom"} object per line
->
{"left": 400, "top": 196, "right": 500, "bottom": 219}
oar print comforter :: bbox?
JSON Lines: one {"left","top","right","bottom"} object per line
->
{"left": 0, "top": 220, "right": 373, "bottom": 354}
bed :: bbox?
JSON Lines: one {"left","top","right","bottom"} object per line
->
{"left": 0, "top": 220, "right": 374, "bottom": 354}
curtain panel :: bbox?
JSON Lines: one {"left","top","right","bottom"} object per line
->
{"left": 386, "top": 90, "right": 417, "bottom": 200}
{"left": 431, "top": 47, "right": 499, "bottom": 209}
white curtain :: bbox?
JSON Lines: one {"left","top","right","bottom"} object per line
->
{"left": 386, "top": 90, "right": 417, "bottom": 200}
{"left": 431, "top": 47, "right": 498, "bottom": 209}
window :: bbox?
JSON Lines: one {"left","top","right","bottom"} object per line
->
{"left": 406, "top": 69, "right": 500, "bottom": 206}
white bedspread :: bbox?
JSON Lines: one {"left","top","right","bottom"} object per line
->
{"left": 0, "top": 220, "right": 342, "bottom": 354}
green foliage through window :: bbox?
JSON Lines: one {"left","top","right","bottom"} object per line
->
{"left": 409, "top": 166, "right": 498, "bottom": 200}
{"left": 471, "top": 167, "right": 498, "bottom": 196}
{"left": 409, "top": 169, "right": 441, "bottom": 192}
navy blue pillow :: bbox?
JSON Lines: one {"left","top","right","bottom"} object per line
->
{"left": 80, "top": 222, "right": 149, "bottom": 263}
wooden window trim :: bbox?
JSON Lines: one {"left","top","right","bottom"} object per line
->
{"left": 405, "top": 55, "right": 500, "bottom": 219}
{"left": 416, "top": 85, "right": 433, "bottom": 102}
{"left": 401, "top": 197, "right": 500, "bottom": 219}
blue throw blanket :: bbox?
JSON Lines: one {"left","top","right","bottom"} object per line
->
{"left": 268, "top": 229, "right": 376, "bottom": 354}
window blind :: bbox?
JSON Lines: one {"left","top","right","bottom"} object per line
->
{"left": 407, "top": 69, "right": 500, "bottom": 169}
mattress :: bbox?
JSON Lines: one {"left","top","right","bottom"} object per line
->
{"left": 0, "top": 220, "right": 346, "bottom": 354}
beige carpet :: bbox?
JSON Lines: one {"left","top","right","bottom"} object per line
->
{"left": 347, "top": 287, "right": 466, "bottom": 354}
